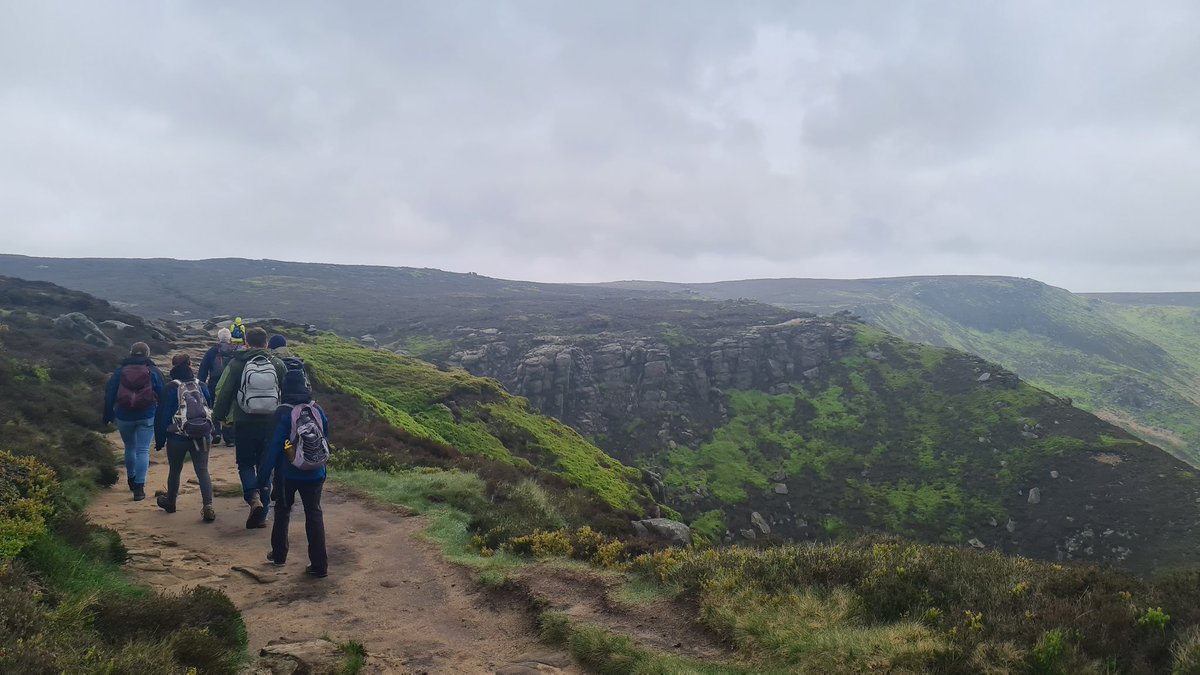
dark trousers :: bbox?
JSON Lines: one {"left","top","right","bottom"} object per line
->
{"left": 165, "top": 436, "right": 213, "bottom": 506}
{"left": 271, "top": 478, "right": 327, "bottom": 573}
{"left": 234, "top": 419, "right": 273, "bottom": 506}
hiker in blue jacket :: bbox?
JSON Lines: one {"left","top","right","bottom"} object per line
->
{"left": 154, "top": 353, "right": 216, "bottom": 522}
{"left": 103, "top": 341, "right": 165, "bottom": 501}
{"left": 197, "top": 328, "right": 237, "bottom": 446}
{"left": 255, "top": 367, "right": 329, "bottom": 578}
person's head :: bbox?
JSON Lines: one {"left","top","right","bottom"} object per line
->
{"left": 234, "top": 317, "right": 243, "bottom": 326}
{"left": 268, "top": 334, "right": 287, "bottom": 350}
{"left": 281, "top": 368, "right": 312, "bottom": 404}
{"left": 217, "top": 328, "right": 232, "bottom": 343}
{"left": 246, "top": 327, "right": 268, "bottom": 348}
{"left": 129, "top": 342, "right": 149, "bottom": 357}
{"left": 170, "top": 353, "right": 193, "bottom": 379}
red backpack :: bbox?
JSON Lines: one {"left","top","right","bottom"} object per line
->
{"left": 116, "top": 365, "right": 157, "bottom": 410}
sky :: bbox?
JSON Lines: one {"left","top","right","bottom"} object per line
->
{"left": 1, "top": 1, "right": 1198, "bottom": 292}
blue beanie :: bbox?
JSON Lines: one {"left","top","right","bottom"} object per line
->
{"left": 268, "top": 334, "right": 287, "bottom": 350}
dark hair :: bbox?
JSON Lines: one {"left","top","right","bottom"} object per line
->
{"left": 172, "top": 353, "right": 191, "bottom": 367}
{"left": 246, "top": 327, "right": 268, "bottom": 348}
{"left": 130, "top": 342, "right": 150, "bottom": 356}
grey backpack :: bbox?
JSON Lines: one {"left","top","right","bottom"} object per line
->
{"left": 237, "top": 355, "right": 280, "bottom": 414}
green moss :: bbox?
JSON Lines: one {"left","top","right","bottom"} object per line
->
{"left": 690, "top": 510, "right": 727, "bottom": 543}
{"left": 298, "top": 335, "right": 650, "bottom": 514}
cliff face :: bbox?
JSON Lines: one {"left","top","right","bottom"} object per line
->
{"left": 441, "top": 315, "right": 1200, "bottom": 574}
{"left": 448, "top": 317, "right": 859, "bottom": 458}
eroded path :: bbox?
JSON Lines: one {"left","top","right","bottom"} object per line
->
{"left": 88, "top": 438, "right": 577, "bottom": 674}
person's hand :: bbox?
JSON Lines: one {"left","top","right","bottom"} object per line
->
{"left": 154, "top": 444, "right": 164, "bottom": 452}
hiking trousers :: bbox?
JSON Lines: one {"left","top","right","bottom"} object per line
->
{"left": 164, "top": 437, "right": 214, "bottom": 506}
{"left": 115, "top": 417, "right": 153, "bottom": 488}
{"left": 271, "top": 478, "right": 327, "bottom": 574}
{"left": 234, "top": 419, "right": 273, "bottom": 508}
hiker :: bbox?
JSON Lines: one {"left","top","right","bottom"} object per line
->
{"left": 212, "top": 326, "right": 286, "bottom": 525}
{"left": 229, "top": 317, "right": 246, "bottom": 345}
{"left": 198, "top": 328, "right": 237, "bottom": 446}
{"left": 256, "top": 362, "right": 330, "bottom": 577}
{"left": 268, "top": 333, "right": 293, "bottom": 358}
{"left": 103, "top": 341, "right": 165, "bottom": 501}
{"left": 153, "top": 353, "right": 216, "bottom": 522}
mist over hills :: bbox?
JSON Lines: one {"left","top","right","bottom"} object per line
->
{"left": 5, "top": 255, "right": 1199, "bottom": 469}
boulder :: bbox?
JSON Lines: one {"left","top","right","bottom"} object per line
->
{"left": 977, "top": 372, "right": 992, "bottom": 382}
{"left": 774, "top": 483, "right": 789, "bottom": 495}
{"left": 751, "top": 511, "right": 771, "bottom": 535}
{"left": 53, "top": 312, "right": 113, "bottom": 347}
{"left": 632, "top": 518, "right": 692, "bottom": 547}
{"left": 1028, "top": 487, "right": 1042, "bottom": 505}
{"left": 968, "top": 538, "right": 986, "bottom": 549}
{"left": 99, "top": 319, "right": 134, "bottom": 332}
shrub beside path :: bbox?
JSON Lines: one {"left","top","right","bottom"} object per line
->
{"left": 88, "top": 436, "right": 579, "bottom": 674}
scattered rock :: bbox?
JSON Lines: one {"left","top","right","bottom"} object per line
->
{"left": 257, "top": 638, "right": 344, "bottom": 673}
{"left": 977, "top": 372, "right": 992, "bottom": 382}
{"left": 1021, "top": 431, "right": 1040, "bottom": 440}
{"left": 773, "top": 483, "right": 788, "bottom": 495}
{"left": 99, "top": 319, "right": 134, "bottom": 332}
{"left": 232, "top": 565, "right": 279, "bottom": 584}
{"left": 739, "top": 528, "right": 757, "bottom": 540}
{"left": 968, "top": 538, "right": 986, "bottom": 549}
{"left": 53, "top": 312, "right": 113, "bottom": 347}
{"left": 1006, "top": 519, "right": 1017, "bottom": 533}
{"left": 631, "top": 518, "right": 692, "bottom": 547}
{"left": 751, "top": 512, "right": 771, "bottom": 535}
{"left": 1050, "top": 470, "right": 1059, "bottom": 479}
{"left": 865, "top": 350, "right": 884, "bottom": 361}
{"left": 1028, "top": 487, "right": 1042, "bottom": 505}
{"left": 988, "top": 517, "right": 998, "bottom": 527}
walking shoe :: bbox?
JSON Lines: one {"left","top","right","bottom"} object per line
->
{"left": 132, "top": 484, "right": 146, "bottom": 501}
{"left": 155, "top": 495, "right": 176, "bottom": 513}
{"left": 201, "top": 504, "right": 216, "bottom": 522}
{"left": 304, "top": 566, "right": 328, "bottom": 578}
{"left": 266, "top": 551, "right": 285, "bottom": 567}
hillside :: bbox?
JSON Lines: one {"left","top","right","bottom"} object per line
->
{"left": 608, "top": 276, "right": 1200, "bottom": 467}
{"left": 0, "top": 276, "right": 248, "bottom": 671}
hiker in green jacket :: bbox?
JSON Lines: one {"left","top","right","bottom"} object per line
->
{"left": 212, "top": 326, "right": 287, "bottom": 526}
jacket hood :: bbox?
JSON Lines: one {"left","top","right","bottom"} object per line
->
{"left": 120, "top": 355, "right": 157, "bottom": 367}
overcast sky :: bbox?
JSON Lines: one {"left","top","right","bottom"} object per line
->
{"left": 2, "top": 2, "right": 1198, "bottom": 291}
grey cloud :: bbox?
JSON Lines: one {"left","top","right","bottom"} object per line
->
{"left": 1, "top": 1, "right": 1198, "bottom": 291}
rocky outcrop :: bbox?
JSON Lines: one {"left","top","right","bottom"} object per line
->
{"left": 447, "top": 317, "right": 858, "bottom": 456}
{"left": 632, "top": 518, "right": 693, "bottom": 547}
{"left": 53, "top": 312, "right": 113, "bottom": 347}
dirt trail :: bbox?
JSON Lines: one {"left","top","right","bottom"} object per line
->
{"left": 88, "top": 438, "right": 578, "bottom": 674}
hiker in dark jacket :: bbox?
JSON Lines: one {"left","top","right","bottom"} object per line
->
{"left": 268, "top": 333, "right": 295, "bottom": 359}
{"left": 198, "top": 328, "right": 237, "bottom": 446}
{"left": 212, "top": 326, "right": 286, "bottom": 524}
{"left": 103, "top": 342, "right": 165, "bottom": 501}
{"left": 256, "top": 370, "right": 329, "bottom": 577}
{"left": 154, "top": 353, "right": 216, "bottom": 522}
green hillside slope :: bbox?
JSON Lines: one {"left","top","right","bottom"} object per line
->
{"left": 295, "top": 334, "right": 657, "bottom": 518}
{"left": 635, "top": 276, "right": 1200, "bottom": 467}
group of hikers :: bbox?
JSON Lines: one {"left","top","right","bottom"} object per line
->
{"left": 101, "top": 318, "right": 331, "bottom": 578}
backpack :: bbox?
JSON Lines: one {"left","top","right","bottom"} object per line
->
{"left": 286, "top": 402, "right": 330, "bottom": 471}
{"left": 237, "top": 354, "right": 280, "bottom": 415}
{"left": 116, "top": 364, "right": 157, "bottom": 410}
{"left": 211, "top": 343, "right": 235, "bottom": 384}
{"left": 169, "top": 380, "right": 214, "bottom": 439}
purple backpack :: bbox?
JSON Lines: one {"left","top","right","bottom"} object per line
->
{"left": 287, "top": 402, "right": 330, "bottom": 471}
{"left": 170, "top": 380, "right": 214, "bottom": 440}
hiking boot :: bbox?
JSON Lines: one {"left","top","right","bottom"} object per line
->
{"left": 304, "top": 566, "right": 328, "bottom": 578}
{"left": 246, "top": 497, "right": 266, "bottom": 529}
{"left": 155, "top": 495, "right": 176, "bottom": 513}
{"left": 132, "top": 484, "right": 146, "bottom": 501}
{"left": 266, "top": 551, "right": 285, "bottom": 567}
{"left": 201, "top": 504, "right": 216, "bottom": 522}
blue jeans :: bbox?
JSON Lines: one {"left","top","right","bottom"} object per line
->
{"left": 235, "top": 420, "right": 273, "bottom": 514}
{"left": 115, "top": 417, "right": 153, "bottom": 487}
